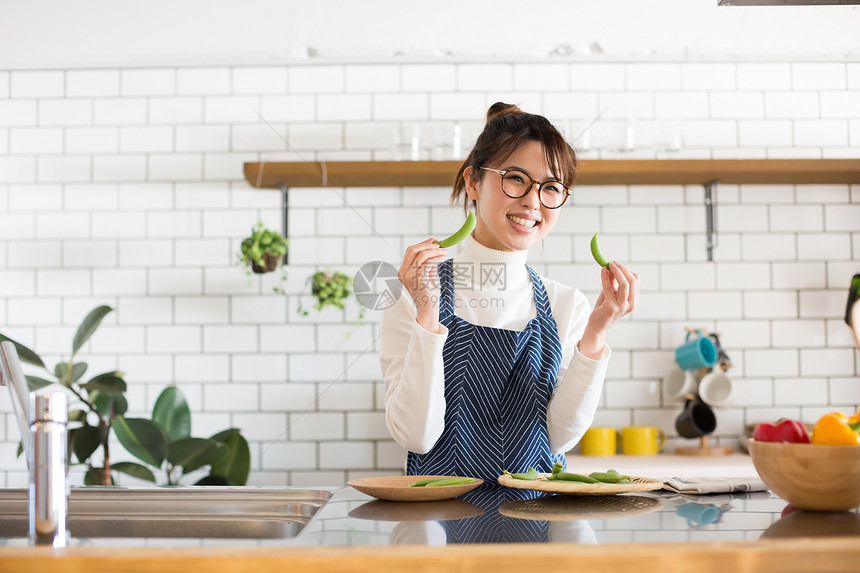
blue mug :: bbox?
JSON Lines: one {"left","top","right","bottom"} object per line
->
{"left": 675, "top": 330, "right": 717, "bottom": 371}
{"left": 677, "top": 503, "right": 721, "bottom": 528}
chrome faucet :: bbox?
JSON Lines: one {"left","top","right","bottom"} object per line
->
{"left": 0, "top": 340, "right": 69, "bottom": 547}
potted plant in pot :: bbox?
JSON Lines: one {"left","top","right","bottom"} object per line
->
{"left": 0, "top": 306, "right": 250, "bottom": 486}
{"left": 238, "top": 221, "right": 288, "bottom": 274}
{"left": 297, "top": 271, "right": 366, "bottom": 338}
{"left": 298, "top": 271, "right": 354, "bottom": 315}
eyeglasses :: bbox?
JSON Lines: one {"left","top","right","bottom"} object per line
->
{"left": 480, "top": 167, "right": 571, "bottom": 209}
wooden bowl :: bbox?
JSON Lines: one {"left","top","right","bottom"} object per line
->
{"left": 748, "top": 439, "right": 860, "bottom": 512}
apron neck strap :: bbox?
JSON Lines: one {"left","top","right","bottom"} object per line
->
{"left": 439, "top": 259, "right": 455, "bottom": 319}
{"left": 526, "top": 265, "right": 552, "bottom": 319}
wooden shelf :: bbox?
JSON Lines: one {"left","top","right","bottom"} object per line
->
{"left": 244, "top": 159, "right": 860, "bottom": 189}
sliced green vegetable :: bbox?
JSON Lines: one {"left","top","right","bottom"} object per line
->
{"left": 588, "top": 470, "right": 631, "bottom": 484}
{"left": 503, "top": 467, "right": 539, "bottom": 480}
{"left": 409, "top": 478, "right": 439, "bottom": 487}
{"left": 548, "top": 472, "right": 600, "bottom": 483}
{"left": 426, "top": 477, "right": 475, "bottom": 487}
{"left": 438, "top": 211, "right": 476, "bottom": 248}
{"left": 410, "top": 476, "right": 476, "bottom": 487}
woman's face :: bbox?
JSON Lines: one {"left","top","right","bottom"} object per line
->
{"left": 464, "top": 139, "right": 565, "bottom": 252}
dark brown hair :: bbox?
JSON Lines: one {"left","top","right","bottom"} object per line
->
{"left": 451, "top": 102, "right": 577, "bottom": 212}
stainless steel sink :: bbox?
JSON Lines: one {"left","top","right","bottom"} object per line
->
{"left": 0, "top": 487, "right": 332, "bottom": 540}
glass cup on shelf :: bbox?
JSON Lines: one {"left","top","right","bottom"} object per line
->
{"left": 431, "top": 123, "right": 463, "bottom": 161}
{"left": 654, "top": 118, "right": 682, "bottom": 158}
{"left": 391, "top": 123, "right": 429, "bottom": 161}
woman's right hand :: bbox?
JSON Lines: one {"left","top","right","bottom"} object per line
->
{"left": 398, "top": 238, "right": 449, "bottom": 333}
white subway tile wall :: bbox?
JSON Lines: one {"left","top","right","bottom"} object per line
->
{"left": 0, "top": 59, "right": 858, "bottom": 487}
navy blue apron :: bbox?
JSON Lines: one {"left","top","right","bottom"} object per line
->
{"left": 406, "top": 259, "right": 566, "bottom": 482}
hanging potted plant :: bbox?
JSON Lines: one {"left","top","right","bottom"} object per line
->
{"left": 310, "top": 271, "right": 353, "bottom": 311}
{"left": 298, "top": 271, "right": 353, "bottom": 315}
{"left": 297, "top": 270, "right": 365, "bottom": 332}
{"left": 238, "top": 221, "right": 288, "bottom": 274}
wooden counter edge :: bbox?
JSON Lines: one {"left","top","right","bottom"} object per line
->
{"left": 2, "top": 537, "right": 860, "bottom": 573}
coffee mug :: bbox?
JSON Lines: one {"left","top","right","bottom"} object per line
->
{"left": 675, "top": 330, "right": 717, "bottom": 371}
{"left": 699, "top": 370, "right": 732, "bottom": 408}
{"left": 675, "top": 395, "right": 717, "bottom": 439}
{"left": 663, "top": 367, "right": 696, "bottom": 402}
{"left": 622, "top": 426, "right": 665, "bottom": 456}
{"left": 580, "top": 426, "right": 617, "bottom": 456}
{"left": 677, "top": 503, "right": 721, "bottom": 528}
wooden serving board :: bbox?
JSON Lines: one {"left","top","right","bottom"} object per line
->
{"left": 497, "top": 473, "right": 664, "bottom": 496}
{"left": 347, "top": 475, "right": 483, "bottom": 502}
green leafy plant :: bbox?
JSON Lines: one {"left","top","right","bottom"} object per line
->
{"left": 298, "top": 271, "right": 355, "bottom": 315}
{"left": 0, "top": 306, "right": 250, "bottom": 486}
{"left": 238, "top": 221, "right": 288, "bottom": 275}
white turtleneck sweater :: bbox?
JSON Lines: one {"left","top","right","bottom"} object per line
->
{"left": 379, "top": 235, "right": 611, "bottom": 456}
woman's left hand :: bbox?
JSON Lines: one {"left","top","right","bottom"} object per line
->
{"left": 579, "top": 261, "right": 639, "bottom": 359}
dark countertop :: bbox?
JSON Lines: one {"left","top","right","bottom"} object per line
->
{"left": 3, "top": 484, "right": 860, "bottom": 573}
{"left": 299, "top": 484, "right": 860, "bottom": 547}
{"left": 1, "top": 483, "right": 859, "bottom": 548}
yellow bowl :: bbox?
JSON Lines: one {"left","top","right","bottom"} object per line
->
{"left": 749, "top": 439, "right": 860, "bottom": 512}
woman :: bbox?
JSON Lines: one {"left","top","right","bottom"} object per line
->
{"left": 379, "top": 102, "right": 639, "bottom": 482}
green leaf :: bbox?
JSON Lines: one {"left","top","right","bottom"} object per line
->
{"left": 54, "top": 362, "right": 88, "bottom": 386}
{"left": 84, "top": 468, "right": 103, "bottom": 486}
{"left": 16, "top": 442, "right": 23, "bottom": 458}
{"left": 113, "top": 416, "right": 167, "bottom": 468}
{"left": 210, "top": 429, "right": 251, "bottom": 486}
{"left": 112, "top": 462, "right": 156, "bottom": 483}
{"left": 166, "top": 437, "right": 227, "bottom": 475}
{"left": 195, "top": 474, "right": 234, "bottom": 486}
{"left": 72, "top": 305, "right": 113, "bottom": 356}
{"left": 152, "top": 386, "right": 191, "bottom": 441}
{"left": 0, "top": 334, "right": 46, "bottom": 369}
{"left": 26, "top": 375, "right": 54, "bottom": 391}
{"left": 94, "top": 392, "right": 128, "bottom": 418}
{"left": 82, "top": 372, "right": 127, "bottom": 394}
{"left": 72, "top": 425, "right": 108, "bottom": 463}
{"left": 66, "top": 427, "right": 79, "bottom": 454}
{"left": 69, "top": 409, "right": 88, "bottom": 422}
{"left": 69, "top": 362, "right": 88, "bottom": 383}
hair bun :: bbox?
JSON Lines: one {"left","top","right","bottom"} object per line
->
{"left": 486, "top": 102, "right": 523, "bottom": 124}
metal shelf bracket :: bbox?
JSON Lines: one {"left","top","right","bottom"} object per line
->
{"left": 704, "top": 180, "right": 719, "bottom": 262}
{"left": 280, "top": 184, "right": 289, "bottom": 265}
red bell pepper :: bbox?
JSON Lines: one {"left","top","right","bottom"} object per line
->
{"left": 753, "top": 418, "right": 810, "bottom": 444}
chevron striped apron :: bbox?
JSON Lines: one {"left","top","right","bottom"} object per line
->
{"left": 406, "top": 259, "right": 566, "bottom": 483}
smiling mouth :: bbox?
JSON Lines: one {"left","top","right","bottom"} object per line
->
{"left": 507, "top": 214, "right": 538, "bottom": 228}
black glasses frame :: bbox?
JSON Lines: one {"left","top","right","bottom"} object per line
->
{"left": 479, "top": 167, "right": 571, "bottom": 209}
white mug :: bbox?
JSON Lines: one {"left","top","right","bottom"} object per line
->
{"left": 699, "top": 370, "right": 733, "bottom": 408}
{"left": 663, "top": 367, "right": 696, "bottom": 402}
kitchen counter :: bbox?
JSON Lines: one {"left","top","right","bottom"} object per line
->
{"left": 2, "top": 479, "right": 860, "bottom": 572}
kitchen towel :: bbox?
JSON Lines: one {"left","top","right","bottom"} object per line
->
{"left": 662, "top": 476, "right": 768, "bottom": 494}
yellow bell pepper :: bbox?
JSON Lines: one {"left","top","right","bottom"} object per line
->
{"left": 810, "top": 409, "right": 860, "bottom": 446}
